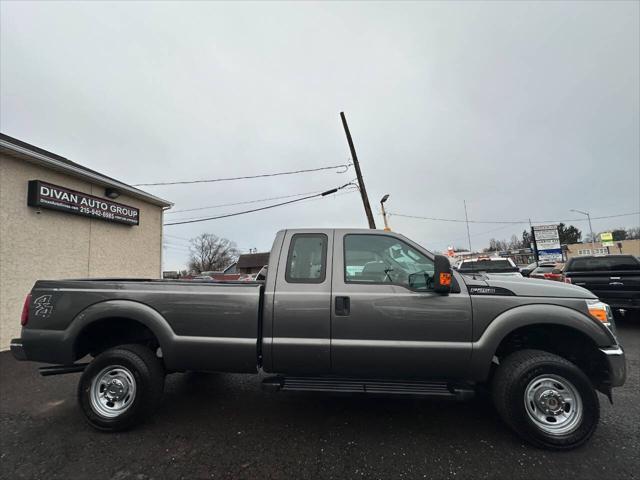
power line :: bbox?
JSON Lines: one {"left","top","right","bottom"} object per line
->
{"left": 134, "top": 164, "right": 352, "bottom": 187}
{"left": 164, "top": 233, "right": 191, "bottom": 241}
{"left": 166, "top": 189, "right": 324, "bottom": 215}
{"left": 388, "top": 211, "right": 640, "bottom": 225}
{"left": 168, "top": 188, "right": 358, "bottom": 223}
{"left": 164, "top": 183, "right": 356, "bottom": 226}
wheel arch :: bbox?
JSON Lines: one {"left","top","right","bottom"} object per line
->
{"left": 68, "top": 300, "right": 175, "bottom": 361}
{"left": 470, "top": 303, "right": 614, "bottom": 382}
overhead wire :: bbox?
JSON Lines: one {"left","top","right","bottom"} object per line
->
{"left": 165, "top": 189, "right": 325, "bottom": 215}
{"left": 134, "top": 163, "right": 352, "bottom": 187}
{"left": 388, "top": 211, "right": 640, "bottom": 225}
{"left": 164, "top": 182, "right": 357, "bottom": 226}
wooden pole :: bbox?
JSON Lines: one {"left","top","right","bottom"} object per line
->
{"left": 340, "top": 112, "right": 376, "bottom": 229}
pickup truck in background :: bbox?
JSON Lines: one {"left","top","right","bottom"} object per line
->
{"left": 563, "top": 254, "right": 640, "bottom": 316}
{"left": 455, "top": 257, "right": 522, "bottom": 277}
{"left": 11, "top": 229, "right": 626, "bottom": 450}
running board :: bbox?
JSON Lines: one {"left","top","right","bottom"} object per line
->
{"left": 39, "top": 363, "right": 88, "bottom": 376}
{"left": 262, "top": 376, "right": 474, "bottom": 400}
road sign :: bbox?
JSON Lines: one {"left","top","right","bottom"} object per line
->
{"left": 601, "top": 232, "right": 613, "bottom": 242}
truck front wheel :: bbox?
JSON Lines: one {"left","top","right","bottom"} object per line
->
{"left": 78, "top": 344, "right": 165, "bottom": 431}
{"left": 492, "top": 349, "right": 599, "bottom": 450}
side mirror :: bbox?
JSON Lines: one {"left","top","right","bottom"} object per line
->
{"left": 433, "top": 255, "right": 452, "bottom": 294}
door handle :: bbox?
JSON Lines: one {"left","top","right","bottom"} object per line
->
{"left": 335, "top": 296, "right": 350, "bottom": 316}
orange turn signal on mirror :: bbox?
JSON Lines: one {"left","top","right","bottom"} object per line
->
{"left": 588, "top": 305, "right": 608, "bottom": 323}
{"left": 439, "top": 273, "right": 452, "bottom": 286}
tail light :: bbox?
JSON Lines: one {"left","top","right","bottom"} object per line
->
{"left": 544, "top": 273, "right": 563, "bottom": 281}
{"left": 20, "top": 294, "right": 31, "bottom": 326}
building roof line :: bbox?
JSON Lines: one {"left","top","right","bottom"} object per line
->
{"left": 0, "top": 133, "right": 173, "bottom": 208}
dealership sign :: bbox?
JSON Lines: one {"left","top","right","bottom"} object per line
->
{"left": 27, "top": 180, "right": 139, "bottom": 226}
{"left": 532, "top": 224, "right": 562, "bottom": 262}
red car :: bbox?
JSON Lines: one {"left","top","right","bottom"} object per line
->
{"left": 529, "top": 262, "right": 565, "bottom": 281}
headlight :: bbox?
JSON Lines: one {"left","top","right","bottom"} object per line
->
{"left": 586, "top": 299, "right": 617, "bottom": 336}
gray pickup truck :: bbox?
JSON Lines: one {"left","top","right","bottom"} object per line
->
{"left": 11, "top": 228, "right": 626, "bottom": 449}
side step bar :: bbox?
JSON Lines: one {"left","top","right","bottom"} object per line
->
{"left": 262, "top": 376, "right": 474, "bottom": 400}
{"left": 39, "top": 363, "right": 89, "bottom": 376}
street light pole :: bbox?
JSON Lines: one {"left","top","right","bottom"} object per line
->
{"left": 380, "top": 194, "right": 391, "bottom": 231}
{"left": 464, "top": 200, "right": 472, "bottom": 253}
{"left": 570, "top": 209, "right": 595, "bottom": 252}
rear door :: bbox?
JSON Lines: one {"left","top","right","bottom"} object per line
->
{"left": 271, "top": 230, "right": 333, "bottom": 374}
{"left": 330, "top": 231, "right": 473, "bottom": 378}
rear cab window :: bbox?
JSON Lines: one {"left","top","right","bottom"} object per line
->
{"left": 458, "top": 259, "right": 518, "bottom": 273}
{"left": 567, "top": 256, "right": 640, "bottom": 272}
{"left": 285, "top": 233, "right": 328, "bottom": 283}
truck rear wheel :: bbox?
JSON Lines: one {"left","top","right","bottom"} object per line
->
{"left": 78, "top": 344, "right": 165, "bottom": 431}
{"left": 492, "top": 349, "right": 599, "bottom": 450}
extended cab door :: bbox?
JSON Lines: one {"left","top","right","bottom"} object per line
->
{"left": 269, "top": 230, "right": 333, "bottom": 374}
{"left": 330, "top": 231, "right": 473, "bottom": 378}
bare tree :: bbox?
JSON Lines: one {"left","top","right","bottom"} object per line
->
{"left": 188, "top": 233, "right": 239, "bottom": 273}
{"left": 626, "top": 227, "right": 640, "bottom": 240}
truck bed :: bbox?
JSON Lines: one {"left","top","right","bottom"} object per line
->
{"left": 23, "top": 279, "right": 263, "bottom": 372}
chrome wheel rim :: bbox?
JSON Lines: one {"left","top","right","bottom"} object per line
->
{"left": 90, "top": 366, "right": 136, "bottom": 418}
{"left": 524, "top": 374, "right": 583, "bottom": 435}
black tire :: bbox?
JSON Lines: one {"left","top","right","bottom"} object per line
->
{"left": 492, "top": 349, "right": 599, "bottom": 450}
{"left": 78, "top": 344, "right": 165, "bottom": 432}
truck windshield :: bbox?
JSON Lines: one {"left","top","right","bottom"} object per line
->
{"left": 458, "top": 259, "right": 518, "bottom": 273}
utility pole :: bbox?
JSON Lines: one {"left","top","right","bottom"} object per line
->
{"left": 340, "top": 112, "right": 376, "bottom": 229}
{"left": 463, "top": 200, "right": 472, "bottom": 253}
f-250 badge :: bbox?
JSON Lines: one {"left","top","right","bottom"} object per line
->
{"left": 33, "top": 295, "right": 54, "bottom": 317}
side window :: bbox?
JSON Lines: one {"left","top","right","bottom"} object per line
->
{"left": 285, "top": 234, "right": 328, "bottom": 283}
{"left": 344, "top": 234, "right": 434, "bottom": 290}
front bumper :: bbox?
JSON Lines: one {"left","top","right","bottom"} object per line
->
{"left": 10, "top": 339, "right": 27, "bottom": 361}
{"left": 600, "top": 346, "right": 626, "bottom": 387}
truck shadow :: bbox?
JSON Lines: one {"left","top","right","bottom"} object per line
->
{"left": 156, "top": 371, "right": 507, "bottom": 444}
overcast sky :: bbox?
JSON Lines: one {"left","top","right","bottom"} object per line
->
{"left": 2, "top": 1, "right": 638, "bottom": 270}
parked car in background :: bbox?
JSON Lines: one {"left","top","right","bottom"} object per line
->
{"left": 520, "top": 262, "right": 539, "bottom": 277}
{"left": 563, "top": 255, "right": 640, "bottom": 316}
{"left": 530, "top": 262, "right": 565, "bottom": 282}
{"left": 456, "top": 257, "right": 522, "bottom": 277}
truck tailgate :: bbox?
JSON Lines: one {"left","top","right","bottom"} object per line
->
{"left": 567, "top": 272, "right": 640, "bottom": 309}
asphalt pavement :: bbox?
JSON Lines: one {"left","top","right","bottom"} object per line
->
{"left": 1, "top": 319, "right": 638, "bottom": 480}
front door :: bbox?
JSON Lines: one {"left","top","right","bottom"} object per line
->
{"left": 330, "top": 232, "right": 473, "bottom": 378}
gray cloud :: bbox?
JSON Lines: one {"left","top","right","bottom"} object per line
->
{"left": 2, "top": 1, "right": 638, "bottom": 269}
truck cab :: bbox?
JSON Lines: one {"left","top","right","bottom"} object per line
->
{"left": 262, "top": 229, "right": 472, "bottom": 379}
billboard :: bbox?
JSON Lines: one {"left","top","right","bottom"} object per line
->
{"left": 532, "top": 224, "right": 562, "bottom": 262}
{"left": 27, "top": 180, "right": 139, "bottom": 226}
